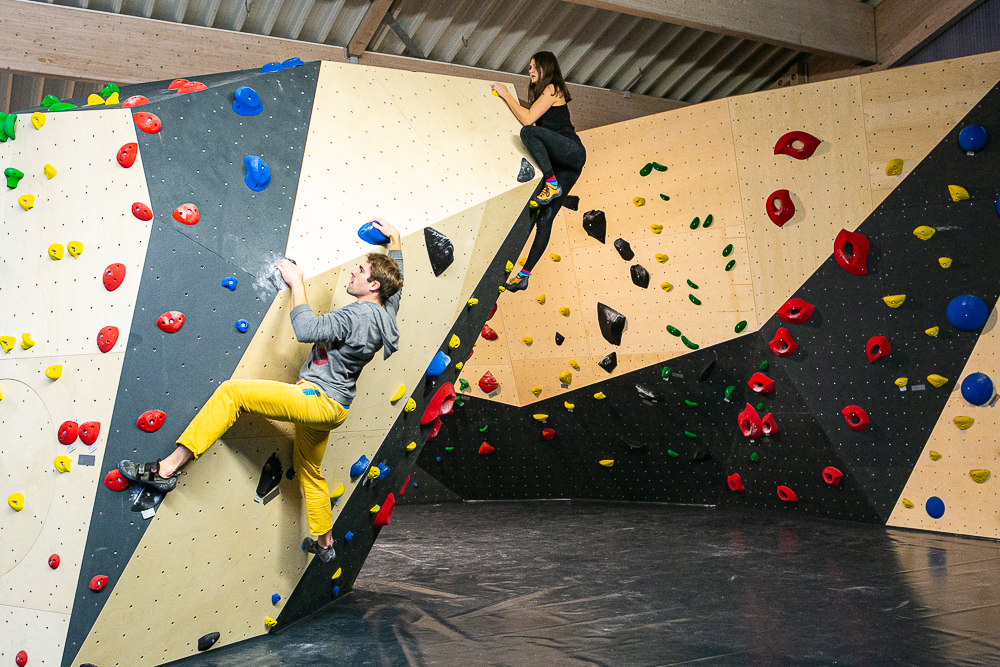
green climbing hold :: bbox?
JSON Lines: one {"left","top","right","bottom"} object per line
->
{"left": 99, "top": 82, "right": 120, "bottom": 97}
{"left": 681, "top": 336, "right": 699, "bottom": 350}
{"left": 687, "top": 279, "right": 699, "bottom": 289}
{"left": 759, "top": 361, "right": 769, "bottom": 371}
{"left": 725, "top": 260, "right": 736, "bottom": 271}
{"left": 4, "top": 167, "right": 24, "bottom": 188}
{"left": 661, "top": 366, "right": 672, "bottom": 379}
{"left": 49, "top": 102, "right": 78, "bottom": 111}
{"left": 444, "top": 447, "right": 454, "bottom": 451}
{"left": 640, "top": 163, "right": 653, "bottom": 177}
{"left": 684, "top": 399, "right": 698, "bottom": 407}
{"left": 724, "top": 385, "right": 735, "bottom": 400}
{"left": 2, "top": 114, "right": 15, "bottom": 141}
{"left": 702, "top": 214, "right": 713, "bottom": 228}
{"left": 688, "top": 294, "right": 701, "bottom": 305}
{"left": 667, "top": 450, "right": 679, "bottom": 458}
{"left": 459, "top": 379, "right": 469, "bottom": 391}
{"left": 750, "top": 453, "right": 760, "bottom": 463}
{"left": 660, "top": 194, "right": 670, "bottom": 201}
{"left": 735, "top": 320, "right": 747, "bottom": 333}
{"left": 690, "top": 217, "right": 700, "bottom": 230}
{"left": 41, "top": 95, "right": 60, "bottom": 108}
{"left": 756, "top": 402, "right": 764, "bottom": 411}
{"left": 722, "top": 244, "right": 733, "bottom": 257}
{"left": 666, "top": 325, "right": 681, "bottom": 337}
{"left": 454, "top": 397, "right": 464, "bottom": 407}
{"left": 651, "top": 162, "right": 667, "bottom": 172}
{"left": 479, "top": 425, "right": 488, "bottom": 432}
{"left": 684, "top": 431, "right": 697, "bottom": 439}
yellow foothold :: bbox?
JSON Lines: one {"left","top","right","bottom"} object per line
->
{"left": 504, "top": 260, "right": 514, "bottom": 273}
{"left": 533, "top": 414, "right": 548, "bottom": 421}
{"left": 633, "top": 197, "right": 645, "bottom": 207}
{"left": 970, "top": 469, "right": 991, "bottom": 484}
{"left": 913, "top": 226, "right": 936, "bottom": 241}
{"left": 901, "top": 498, "right": 914, "bottom": 509}
{"left": 954, "top": 416, "right": 974, "bottom": 430}
{"left": 925, "top": 326, "right": 939, "bottom": 337}
{"left": 390, "top": 384, "right": 406, "bottom": 403}
{"left": 558, "top": 371, "right": 572, "bottom": 385}
{"left": 492, "top": 89, "right": 499, "bottom": 97}
{"left": 19, "top": 195, "right": 35, "bottom": 211}
{"left": 331, "top": 567, "right": 342, "bottom": 580}
{"left": 599, "top": 460, "right": 614, "bottom": 468}
{"left": 895, "top": 377, "right": 908, "bottom": 387}
{"left": 367, "top": 467, "right": 380, "bottom": 480}
{"left": 498, "top": 286, "right": 506, "bottom": 294}
{"left": 535, "top": 294, "right": 546, "bottom": 305}
{"left": 938, "top": 257, "right": 952, "bottom": 268}
{"left": 559, "top": 306, "right": 570, "bottom": 316}
{"left": 44, "top": 164, "right": 57, "bottom": 179}
{"left": 531, "top": 386, "right": 542, "bottom": 397}
{"left": 67, "top": 240, "right": 82, "bottom": 258}
{"left": 564, "top": 402, "right": 575, "bottom": 411}
{"left": 885, "top": 158, "right": 904, "bottom": 176}
{"left": 948, "top": 185, "right": 969, "bottom": 201}
{"left": 518, "top": 257, "right": 526, "bottom": 266}
{"left": 549, "top": 253, "right": 561, "bottom": 261}
{"left": 927, "top": 374, "right": 949, "bottom": 388}
{"left": 8, "top": 493, "right": 24, "bottom": 511}
{"left": 655, "top": 253, "right": 668, "bottom": 263}
{"left": 569, "top": 359, "right": 580, "bottom": 370}
{"left": 593, "top": 392, "right": 606, "bottom": 400}
{"left": 650, "top": 224, "right": 663, "bottom": 234}
{"left": 87, "top": 93, "right": 105, "bottom": 106}
{"left": 30, "top": 112, "right": 46, "bottom": 129}
{"left": 448, "top": 334, "right": 460, "bottom": 349}
{"left": 523, "top": 336, "right": 533, "bottom": 345}
{"left": 455, "top": 362, "right": 463, "bottom": 370}
{"left": 929, "top": 450, "right": 942, "bottom": 461}
{"left": 404, "top": 398, "right": 416, "bottom": 413}
{"left": 330, "top": 483, "right": 345, "bottom": 499}
{"left": 264, "top": 617, "right": 277, "bottom": 628}
{"left": 45, "top": 365, "right": 62, "bottom": 380}
{"left": 105, "top": 91, "right": 120, "bottom": 105}
{"left": 54, "top": 455, "right": 71, "bottom": 473}
{"left": 660, "top": 282, "right": 673, "bottom": 292}
{"left": 882, "top": 295, "right": 906, "bottom": 308}
{"left": 369, "top": 504, "right": 380, "bottom": 513}
{"left": 406, "top": 441, "right": 417, "bottom": 451}
{"left": 467, "top": 298, "right": 479, "bottom": 306}
{"left": 0, "top": 336, "right": 15, "bottom": 354}
{"left": 20, "top": 333, "right": 34, "bottom": 350}
{"left": 48, "top": 243, "right": 64, "bottom": 260}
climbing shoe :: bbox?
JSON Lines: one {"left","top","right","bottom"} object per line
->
{"left": 302, "top": 537, "right": 336, "bottom": 563}
{"left": 117, "top": 459, "right": 179, "bottom": 492}
{"left": 531, "top": 181, "right": 562, "bottom": 207}
{"left": 505, "top": 274, "right": 529, "bottom": 292}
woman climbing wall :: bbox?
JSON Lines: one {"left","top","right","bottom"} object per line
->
{"left": 492, "top": 51, "right": 586, "bottom": 292}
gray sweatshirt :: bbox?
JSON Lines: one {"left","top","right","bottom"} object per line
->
{"left": 291, "top": 250, "right": 402, "bottom": 407}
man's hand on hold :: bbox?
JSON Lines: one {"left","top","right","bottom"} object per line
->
{"left": 371, "top": 219, "right": 401, "bottom": 251}
{"left": 277, "top": 259, "right": 304, "bottom": 287}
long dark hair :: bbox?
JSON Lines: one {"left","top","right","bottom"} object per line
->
{"left": 527, "top": 51, "right": 572, "bottom": 106}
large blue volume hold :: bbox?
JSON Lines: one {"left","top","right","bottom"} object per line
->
{"left": 961, "top": 372, "right": 994, "bottom": 406}
{"left": 958, "top": 124, "right": 988, "bottom": 152}
{"left": 357, "top": 221, "right": 390, "bottom": 245}
{"left": 947, "top": 294, "right": 989, "bottom": 331}
{"left": 426, "top": 351, "right": 450, "bottom": 377}
{"left": 350, "top": 455, "right": 369, "bottom": 479}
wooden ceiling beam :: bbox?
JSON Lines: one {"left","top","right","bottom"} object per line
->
{"left": 347, "top": 0, "right": 396, "bottom": 58}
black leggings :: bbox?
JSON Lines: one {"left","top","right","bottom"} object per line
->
{"left": 519, "top": 125, "right": 586, "bottom": 272}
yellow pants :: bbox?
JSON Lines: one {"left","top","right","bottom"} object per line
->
{"left": 176, "top": 379, "right": 349, "bottom": 536}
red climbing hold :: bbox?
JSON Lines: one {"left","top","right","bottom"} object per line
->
{"left": 425, "top": 417, "right": 442, "bottom": 441}
{"left": 97, "top": 325, "right": 119, "bottom": 353}
{"left": 481, "top": 323, "right": 498, "bottom": 341}
{"left": 178, "top": 81, "right": 208, "bottom": 93}
{"left": 156, "top": 310, "right": 186, "bottom": 334}
{"left": 132, "top": 202, "right": 153, "bottom": 221}
{"left": 777, "top": 297, "right": 815, "bottom": 324}
{"left": 478, "top": 442, "right": 495, "bottom": 455}
{"left": 137, "top": 409, "right": 166, "bottom": 433}
{"left": 373, "top": 493, "right": 395, "bottom": 527}
{"left": 727, "top": 473, "right": 744, "bottom": 492}
{"left": 400, "top": 475, "right": 410, "bottom": 495}
{"left": 117, "top": 142, "right": 138, "bottom": 168}
{"left": 478, "top": 371, "right": 499, "bottom": 394}
{"left": 104, "top": 468, "right": 129, "bottom": 492}
{"left": 865, "top": 335, "right": 891, "bottom": 363}
{"left": 766, "top": 189, "right": 795, "bottom": 227}
{"left": 748, "top": 372, "right": 775, "bottom": 395}
{"left": 833, "top": 229, "right": 869, "bottom": 276}
{"left": 133, "top": 111, "right": 161, "bottom": 134}
{"left": 841, "top": 405, "right": 870, "bottom": 431}
{"left": 738, "top": 404, "right": 763, "bottom": 439}
{"left": 58, "top": 420, "right": 79, "bottom": 445}
{"left": 103, "top": 263, "right": 126, "bottom": 291}
{"left": 542, "top": 428, "right": 555, "bottom": 440}
{"left": 776, "top": 486, "right": 798, "bottom": 502}
{"left": 768, "top": 327, "right": 798, "bottom": 357}
{"left": 773, "top": 131, "right": 821, "bottom": 160}
{"left": 762, "top": 413, "right": 779, "bottom": 436}
{"left": 487, "top": 303, "right": 497, "bottom": 321}
{"left": 121, "top": 95, "right": 149, "bottom": 108}
{"left": 172, "top": 203, "right": 200, "bottom": 225}
{"left": 421, "top": 383, "right": 456, "bottom": 425}
{"left": 79, "top": 421, "right": 101, "bottom": 446}
{"left": 15, "top": 650, "right": 27, "bottom": 667}
{"left": 89, "top": 575, "right": 108, "bottom": 591}
{"left": 822, "top": 466, "right": 844, "bottom": 486}
{"left": 48, "top": 554, "right": 60, "bottom": 569}
{"left": 167, "top": 78, "right": 189, "bottom": 90}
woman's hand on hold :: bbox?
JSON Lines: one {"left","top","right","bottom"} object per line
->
{"left": 491, "top": 82, "right": 510, "bottom": 98}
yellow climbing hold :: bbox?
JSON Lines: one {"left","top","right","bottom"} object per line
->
{"left": 550, "top": 253, "right": 561, "bottom": 261}
{"left": 8, "top": 493, "right": 24, "bottom": 511}
{"left": 594, "top": 392, "right": 606, "bottom": 400}
{"left": 0, "top": 337, "right": 15, "bottom": 354}
{"left": 54, "top": 456, "right": 71, "bottom": 473}
{"left": 901, "top": 498, "right": 914, "bottom": 509}
{"left": 367, "top": 467, "right": 380, "bottom": 481}
{"left": 633, "top": 197, "right": 645, "bottom": 207}
{"left": 970, "top": 469, "right": 991, "bottom": 484}
{"left": 19, "top": 195, "right": 35, "bottom": 211}
{"left": 523, "top": 336, "right": 533, "bottom": 345}
{"left": 67, "top": 240, "right": 83, "bottom": 258}
{"left": 655, "top": 253, "right": 668, "bottom": 263}
{"left": 390, "top": 384, "right": 406, "bottom": 403}
{"left": 883, "top": 295, "right": 906, "bottom": 308}
{"left": 938, "top": 257, "right": 952, "bottom": 268}
{"left": 564, "top": 402, "right": 575, "bottom": 411}
{"left": 531, "top": 386, "right": 542, "bottom": 397}
{"left": 504, "top": 260, "right": 514, "bottom": 273}
{"left": 455, "top": 362, "right": 463, "bottom": 370}
{"left": 19, "top": 334, "right": 34, "bottom": 350}
{"left": 927, "top": 374, "right": 949, "bottom": 388}
{"left": 264, "top": 617, "right": 277, "bottom": 628}
{"left": 406, "top": 441, "right": 417, "bottom": 451}
{"left": 651, "top": 224, "right": 663, "bottom": 234}
{"left": 954, "top": 416, "right": 974, "bottom": 430}
{"left": 535, "top": 294, "right": 545, "bottom": 305}
{"left": 559, "top": 371, "right": 572, "bottom": 385}
{"left": 925, "top": 326, "right": 939, "bottom": 337}
{"left": 30, "top": 112, "right": 46, "bottom": 129}
{"left": 87, "top": 93, "right": 105, "bottom": 106}
{"left": 559, "top": 306, "right": 570, "bottom": 316}
{"left": 885, "top": 158, "right": 904, "bottom": 176}
{"left": 498, "top": 286, "right": 506, "bottom": 294}
{"left": 660, "top": 282, "right": 673, "bottom": 292}
{"left": 48, "top": 243, "right": 64, "bottom": 260}
{"left": 467, "top": 298, "right": 479, "bottom": 306}
{"left": 599, "top": 460, "right": 614, "bottom": 468}
{"left": 895, "top": 377, "right": 908, "bottom": 387}
{"left": 331, "top": 568, "right": 342, "bottom": 580}
{"left": 448, "top": 335, "right": 460, "bottom": 349}
{"left": 404, "top": 398, "right": 416, "bottom": 413}
{"left": 45, "top": 365, "right": 62, "bottom": 380}
{"left": 948, "top": 185, "right": 969, "bottom": 201}
{"left": 518, "top": 257, "right": 526, "bottom": 266}
{"left": 913, "top": 226, "right": 936, "bottom": 241}
{"left": 369, "top": 504, "right": 380, "bottom": 513}
{"left": 929, "top": 450, "right": 942, "bottom": 461}
{"left": 533, "top": 414, "right": 548, "bottom": 422}
{"left": 44, "top": 164, "right": 57, "bottom": 179}
{"left": 569, "top": 359, "right": 580, "bottom": 370}
{"left": 105, "top": 92, "right": 120, "bottom": 105}
{"left": 330, "top": 483, "right": 345, "bottom": 499}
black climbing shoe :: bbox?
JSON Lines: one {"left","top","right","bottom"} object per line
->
{"left": 118, "top": 459, "right": 179, "bottom": 493}
{"left": 505, "top": 274, "right": 529, "bottom": 292}
{"left": 302, "top": 537, "right": 336, "bottom": 563}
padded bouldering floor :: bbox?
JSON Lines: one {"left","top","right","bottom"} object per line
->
{"left": 175, "top": 501, "right": 1000, "bottom": 666}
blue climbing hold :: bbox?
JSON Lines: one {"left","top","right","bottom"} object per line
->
{"left": 222, "top": 276, "right": 237, "bottom": 291}
{"left": 285, "top": 468, "right": 295, "bottom": 480}
{"left": 281, "top": 57, "right": 305, "bottom": 68}
{"left": 961, "top": 372, "right": 995, "bottom": 406}
{"left": 243, "top": 155, "right": 271, "bottom": 192}
{"left": 344, "top": 531, "right": 353, "bottom": 541}
{"left": 271, "top": 593, "right": 280, "bottom": 605}
{"left": 412, "top": 482, "right": 418, "bottom": 488}
{"left": 947, "top": 295, "right": 989, "bottom": 331}
{"left": 332, "top": 585, "right": 340, "bottom": 596}
{"left": 357, "top": 221, "right": 390, "bottom": 245}
{"left": 958, "top": 125, "right": 988, "bottom": 152}
{"left": 926, "top": 496, "right": 945, "bottom": 519}
{"left": 260, "top": 62, "right": 283, "bottom": 73}
{"left": 377, "top": 463, "right": 389, "bottom": 479}
{"left": 232, "top": 86, "right": 262, "bottom": 116}
{"left": 426, "top": 351, "right": 451, "bottom": 377}
{"left": 435, "top": 456, "right": 441, "bottom": 462}
{"left": 350, "top": 455, "right": 369, "bottom": 479}
{"left": 235, "top": 319, "right": 249, "bottom": 333}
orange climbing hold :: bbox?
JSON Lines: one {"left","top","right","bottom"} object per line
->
{"left": 172, "top": 203, "right": 200, "bottom": 225}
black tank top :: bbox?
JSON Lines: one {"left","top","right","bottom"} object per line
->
{"left": 535, "top": 104, "right": 579, "bottom": 141}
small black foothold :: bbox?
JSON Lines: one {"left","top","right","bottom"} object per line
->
{"left": 693, "top": 450, "right": 713, "bottom": 462}
{"left": 636, "top": 384, "right": 661, "bottom": 402}
{"left": 614, "top": 238, "right": 635, "bottom": 261}
{"left": 699, "top": 358, "right": 716, "bottom": 382}
{"left": 198, "top": 632, "right": 221, "bottom": 652}
{"left": 597, "top": 302, "right": 627, "bottom": 345}
{"left": 517, "top": 157, "right": 535, "bottom": 183}
{"left": 582, "top": 210, "right": 607, "bottom": 244}
{"left": 630, "top": 264, "right": 650, "bottom": 288}
{"left": 555, "top": 332, "right": 565, "bottom": 346}
{"left": 598, "top": 351, "right": 618, "bottom": 373}
{"left": 255, "top": 452, "right": 283, "bottom": 502}
{"left": 424, "top": 227, "right": 455, "bottom": 276}
{"left": 563, "top": 195, "right": 579, "bottom": 211}
{"left": 622, "top": 436, "right": 647, "bottom": 451}
{"left": 131, "top": 485, "right": 165, "bottom": 513}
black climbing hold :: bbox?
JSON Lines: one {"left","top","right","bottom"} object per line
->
{"left": 597, "top": 302, "right": 627, "bottom": 345}
{"left": 622, "top": 436, "right": 647, "bottom": 451}
{"left": 598, "top": 351, "right": 618, "bottom": 373}
{"left": 614, "top": 238, "right": 635, "bottom": 261}
{"left": 563, "top": 195, "right": 579, "bottom": 211}
{"left": 636, "top": 384, "right": 661, "bottom": 402}
{"left": 702, "top": 214, "right": 713, "bottom": 228}
{"left": 582, "top": 210, "right": 607, "bottom": 243}
{"left": 725, "top": 260, "right": 736, "bottom": 271}
{"left": 198, "top": 632, "right": 221, "bottom": 652}
{"left": 517, "top": 158, "right": 535, "bottom": 183}
{"left": 723, "top": 244, "right": 733, "bottom": 257}
{"left": 424, "top": 227, "right": 454, "bottom": 276}
{"left": 698, "top": 358, "right": 715, "bottom": 382}
{"left": 693, "top": 450, "right": 712, "bottom": 461}
{"left": 131, "top": 485, "right": 165, "bottom": 513}
{"left": 687, "top": 279, "right": 699, "bottom": 289}
{"left": 555, "top": 332, "right": 565, "bottom": 346}
{"left": 630, "top": 264, "right": 650, "bottom": 289}
{"left": 666, "top": 325, "right": 681, "bottom": 337}
{"left": 255, "top": 452, "right": 283, "bottom": 502}
{"left": 690, "top": 217, "right": 700, "bottom": 230}
{"left": 689, "top": 294, "right": 702, "bottom": 305}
